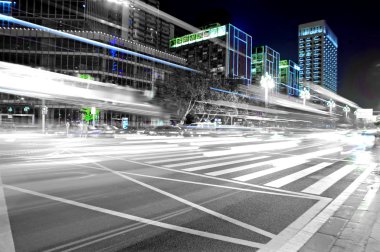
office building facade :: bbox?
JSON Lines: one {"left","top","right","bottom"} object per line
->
{"left": 0, "top": 0, "right": 186, "bottom": 126}
{"left": 298, "top": 20, "right": 338, "bottom": 92}
{"left": 251, "top": 45, "right": 280, "bottom": 91}
{"left": 279, "top": 60, "right": 300, "bottom": 96}
{"left": 170, "top": 23, "right": 252, "bottom": 85}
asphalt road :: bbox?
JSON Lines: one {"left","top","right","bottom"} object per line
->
{"left": 0, "top": 130, "right": 378, "bottom": 251}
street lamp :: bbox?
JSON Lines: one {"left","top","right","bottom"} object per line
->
{"left": 327, "top": 100, "right": 336, "bottom": 114}
{"left": 260, "top": 72, "right": 275, "bottom": 108}
{"left": 299, "top": 87, "right": 310, "bottom": 106}
{"left": 343, "top": 105, "right": 351, "bottom": 118}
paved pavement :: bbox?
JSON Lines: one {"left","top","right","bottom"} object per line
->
{"left": 0, "top": 130, "right": 379, "bottom": 251}
{"left": 301, "top": 141, "right": 380, "bottom": 252}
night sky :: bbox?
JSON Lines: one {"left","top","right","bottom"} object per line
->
{"left": 160, "top": 0, "right": 380, "bottom": 109}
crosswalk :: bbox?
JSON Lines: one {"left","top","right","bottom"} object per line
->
{"left": 122, "top": 139, "right": 364, "bottom": 197}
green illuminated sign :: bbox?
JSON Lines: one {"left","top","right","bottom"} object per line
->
{"left": 23, "top": 106, "right": 31, "bottom": 113}
{"left": 170, "top": 25, "right": 227, "bottom": 48}
{"left": 79, "top": 74, "right": 94, "bottom": 81}
{"left": 279, "top": 60, "right": 289, "bottom": 68}
{"left": 81, "top": 107, "right": 100, "bottom": 122}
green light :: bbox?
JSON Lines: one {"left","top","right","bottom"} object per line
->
{"left": 79, "top": 74, "right": 94, "bottom": 80}
{"left": 170, "top": 25, "right": 227, "bottom": 48}
{"left": 81, "top": 107, "right": 100, "bottom": 122}
{"left": 23, "top": 106, "right": 30, "bottom": 112}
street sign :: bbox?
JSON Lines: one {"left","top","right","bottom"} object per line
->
{"left": 122, "top": 117, "right": 129, "bottom": 129}
{"left": 41, "top": 106, "right": 48, "bottom": 115}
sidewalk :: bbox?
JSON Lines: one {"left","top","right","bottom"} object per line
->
{"left": 301, "top": 145, "right": 380, "bottom": 252}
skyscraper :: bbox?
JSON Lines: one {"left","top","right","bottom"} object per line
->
{"left": 251, "top": 45, "right": 280, "bottom": 91}
{"left": 279, "top": 60, "right": 300, "bottom": 97}
{"left": 298, "top": 20, "right": 338, "bottom": 92}
{"left": 170, "top": 23, "right": 252, "bottom": 85}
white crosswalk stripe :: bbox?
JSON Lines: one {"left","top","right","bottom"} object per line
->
{"left": 183, "top": 156, "right": 270, "bottom": 172}
{"left": 146, "top": 155, "right": 206, "bottom": 164}
{"left": 264, "top": 162, "right": 333, "bottom": 188}
{"left": 301, "top": 165, "right": 356, "bottom": 195}
{"left": 163, "top": 154, "right": 253, "bottom": 168}
{"left": 232, "top": 158, "right": 309, "bottom": 182}
{"left": 132, "top": 151, "right": 202, "bottom": 161}
{"left": 124, "top": 141, "right": 361, "bottom": 195}
{"left": 204, "top": 147, "right": 342, "bottom": 177}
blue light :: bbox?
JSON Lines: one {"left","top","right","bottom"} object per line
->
{"left": 0, "top": 14, "right": 198, "bottom": 73}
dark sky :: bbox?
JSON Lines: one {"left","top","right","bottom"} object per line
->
{"left": 160, "top": 0, "right": 380, "bottom": 109}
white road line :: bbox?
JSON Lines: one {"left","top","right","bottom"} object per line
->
{"left": 302, "top": 165, "right": 356, "bottom": 195}
{"left": 265, "top": 162, "right": 333, "bottom": 188}
{"left": 232, "top": 159, "right": 310, "bottom": 182}
{"left": 119, "top": 171, "right": 309, "bottom": 197}
{"left": 5, "top": 185, "right": 264, "bottom": 249}
{"left": 205, "top": 147, "right": 342, "bottom": 177}
{"left": 163, "top": 154, "right": 252, "bottom": 168}
{"left": 146, "top": 155, "right": 206, "bottom": 164}
{"left": 204, "top": 140, "right": 301, "bottom": 157}
{"left": 90, "top": 162, "right": 276, "bottom": 239}
{"left": 183, "top": 156, "right": 270, "bottom": 172}
{"left": 0, "top": 170, "right": 15, "bottom": 252}
{"left": 78, "top": 146, "right": 323, "bottom": 200}
{"left": 50, "top": 190, "right": 244, "bottom": 252}
{"left": 265, "top": 163, "right": 377, "bottom": 252}
{"left": 132, "top": 151, "right": 202, "bottom": 161}
{"left": 204, "top": 157, "right": 275, "bottom": 176}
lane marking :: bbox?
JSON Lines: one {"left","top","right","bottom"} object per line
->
{"left": 265, "top": 162, "right": 333, "bottom": 188}
{"left": 204, "top": 140, "right": 301, "bottom": 157}
{"left": 111, "top": 156, "right": 323, "bottom": 200}
{"left": 132, "top": 151, "right": 202, "bottom": 161}
{"left": 204, "top": 157, "right": 276, "bottom": 177}
{"left": 163, "top": 153, "right": 253, "bottom": 168}
{"left": 0, "top": 171, "right": 15, "bottom": 252}
{"left": 261, "top": 163, "right": 377, "bottom": 252}
{"left": 119, "top": 171, "right": 313, "bottom": 198}
{"left": 302, "top": 165, "right": 356, "bottom": 195}
{"left": 146, "top": 155, "right": 207, "bottom": 164}
{"left": 205, "top": 147, "right": 342, "bottom": 177}
{"left": 87, "top": 161, "right": 276, "bottom": 238}
{"left": 183, "top": 156, "right": 270, "bottom": 172}
{"left": 46, "top": 191, "right": 242, "bottom": 252}
{"left": 232, "top": 159, "right": 309, "bottom": 182}
{"left": 5, "top": 184, "right": 264, "bottom": 249}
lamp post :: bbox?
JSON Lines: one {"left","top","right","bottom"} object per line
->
{"left": 299, "top": 87, "right": 310, "bottom": 106}
{"left": 343, "top": 105, "right": 351, "bottom": 118}
{"left": 327, "top": 100, "right": 335, "bottom": 115}
{"left": 260, "top": 72, "right": 275, "bottom": 108}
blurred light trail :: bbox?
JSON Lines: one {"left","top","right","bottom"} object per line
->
{"left": 0, "top": 61, "right": 167, "bottom": 117}
{"left": 0, "top": 14, "right": 197, "bottom": 73}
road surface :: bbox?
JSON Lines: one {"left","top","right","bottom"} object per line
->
{"left": 0, "top": 130, "right": 378, "bottom": 251}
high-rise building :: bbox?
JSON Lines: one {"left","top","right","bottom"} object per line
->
{"left": 10, "top": 0, "right": 174, "bottom": 51}
{"left": 170, "top": 23, "right": 252, "bottom": 85}
{"left": 298, "top": 20, "right": 338, "bottom": 92}
{"left": 279, "top": 60, "right": 300, "bottom": 97}
{"left": 251, "top": 45, "right": 280, "bottom": 91}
